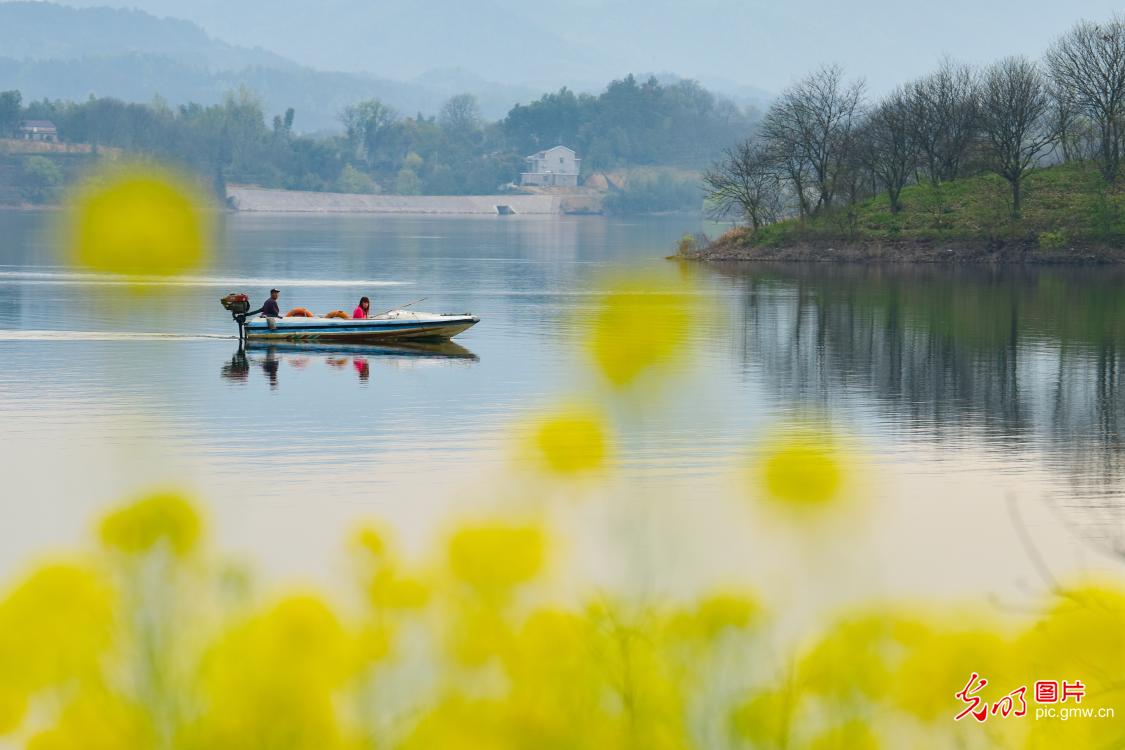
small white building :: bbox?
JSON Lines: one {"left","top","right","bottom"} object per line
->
{"left": 520, "top": 145, "right": 580, "bottom": 187}
{"left": 19, "top": 120, "right": 58, "bottom": 142}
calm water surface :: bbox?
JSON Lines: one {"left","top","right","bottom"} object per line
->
{"left": 1, "top": 211, "right": 1123, "bottom": 604}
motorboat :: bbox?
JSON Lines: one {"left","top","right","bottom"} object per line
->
{"left": 244, "top": 309, "right": 479, "bottom": 342}
{"left": 221, "top": 294, "right": 479, "bottom": 342}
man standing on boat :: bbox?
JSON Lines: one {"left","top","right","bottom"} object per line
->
{"left": 261, "top": 289, "right": 281, "bottom": 318}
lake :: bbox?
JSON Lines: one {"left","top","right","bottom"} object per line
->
{"left": 1, "top": 210, "right": 1122, "bottom": 613}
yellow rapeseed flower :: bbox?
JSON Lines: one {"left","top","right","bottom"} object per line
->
{"left": 67, "top": 166, "right": 211, "bottom": 276}
{"left": 1018, "top": 582, "right": 1125, "bottom": 748}
{"left": 730, "top": 689, "right": 794, "bottom": 748}
{"left": 587, "top": 275, "right": 696, "bottom": 387}
{"left": 892, "top": 625, "right": 1014, "bottom": 723}
{"left": 447, "top": 523, "right": 545, "bottom": 593}
{"left": 446, "top": 608, "right": 512, "bottom": 666}
{"left": 532, "top": 406, "right": 609, "bottom": 475}
{"left": 691, "top": 592, "right": 761, "bottom": 639}
{"left": 351, "top": 524, "right": 430, "bottom": 611}
{"left": 0, "top": 684, "right": 26, "bottom": 735}
{"left": 752, "top": 427, "right": 849, "bottom": 511}
{"left": 352, "top": 525, "right": 388, "bottom": 561}
{"left": 667, "top": 591, "right": 761, "bottom": 642}
{"left": 807, "top": 720, "right": 879, "bottom": 750}
{"left": 26, "top": 690, "right": 153, "bottom": 750}
{"left": 99, "top": 491, "right": 201, "bottom": 557}
{"left": 195, "top": 594, "right": 357, "bottom": 749}
{"left": 0, "top": 563, "right": 114, "bottom": 695}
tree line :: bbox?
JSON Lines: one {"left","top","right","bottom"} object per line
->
{"left": 0, "top": 75, "right": 756, "bottom": 207}
{"left": 706, "top": 15, "right": 1125, "bottom": 227}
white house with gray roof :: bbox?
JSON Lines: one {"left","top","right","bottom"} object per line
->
{"left": 520, "top": 145, "right": 580, "bottom": 187}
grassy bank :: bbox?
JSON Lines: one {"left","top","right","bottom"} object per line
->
{"left": 695, "top": 160, "right": 1125, "bottom": 262}
{"left": 0, "top": 141, "right": 107, "bottom": 207}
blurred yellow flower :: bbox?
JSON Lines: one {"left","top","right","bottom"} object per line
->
{"left": 2, "top": 486, "right": 1123, "bottom": 750}
{"left": 1018, "top": 583, "right": 1125, "bottom": 748}
{"left": 399, "top": 697, "right": 512, "bottom": 750}
{"left": 753, "top": 429, "right": 846, "bottom": 510}
{"left": 588, "top": 276, "right": 696, "bottom": 387}
{"left": 67, "top": 166, "right": 211, "bottom": 276}
{"left": 668, "top": 591, "right": 761, "bottom": 641}
{"left": 731, "top": 688, "right": 794, "bottom": 748}
{"left": 1020, "top": 582, "right": 1125, "bottom": 681}
{"left": 373, "top": 574, "right": 430, "bottom": 611}
{"left": 532, "top": 407, "right": 609, "bottom": 474}
{"left": 447, "top": 523, "right": 546, "bottom": 593}
{"left": 446, "top": 608, "right": 512, "bottom": 666}
{"left": 693, "top": 592, "right": 760, "bottom": 637}
{"left": 807, "top": 720, "right": 879, "bottom": 750}
{"left": 26, "top": 690, "right": 153, "bottom": 750}
{"left": 798, "top": 613, "right": 902, "bottom": 703}
{"left": 99, "top": 491, "right": 201, "bottom": 557}
{"left": 351, "top": 524, "right": 430, "bottom": 611}
{"left": 196, "top": 594, "right": 358, "bottom": 749}
{"left": 0, "top": 684, "right": 26, "bottom": 736}
{"left": 0, "top": 563, "right": 114, "bottom": 695}
{"left": 893, "top": 625, "right": 1014, "bottom": 723}
{"left": 352, "top": 525, "right": 388, "bottom": 561}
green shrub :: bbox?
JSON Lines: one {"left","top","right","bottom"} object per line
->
{"left": 1038, "top": 229, "right": 1068, "bottom": 250}
{"left": 19, "top": 155, "right": 64, "bottom": 204}
{"left": 336, "top": 164, "right": 378, "bottom": 194}
{"left": 676, "top": 233, "right": 697, "bottom": 255}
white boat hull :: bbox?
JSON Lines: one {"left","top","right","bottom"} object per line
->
{"left": 244, "top": 310, "right": 479, "bottom": 342}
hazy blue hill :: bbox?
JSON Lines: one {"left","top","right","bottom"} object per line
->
{"left": 0, "top": 2, "right": 545, "bottom": 129}
{"left": 44, "top": 0, "right": 1119, "bottom": 96}
{"left": 0, "top": 54, "right": 455, "bottom": 132}
{"left": 0, "top": 1, "right": 291, "bottom": 69}
{"left": 412, "top": 68, "right": 540, "bottom": 114}
{"left": 50, "top": 0, "right": 610, "bottom": 83}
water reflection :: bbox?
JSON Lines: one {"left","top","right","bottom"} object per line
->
{"left": 220, "top": 341, "right": 479, "bottom": 389}
{"left": 713, "top": 262, "right": 1125, "bottom": 552}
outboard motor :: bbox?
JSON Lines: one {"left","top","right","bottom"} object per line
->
{"left": 220, "top": 293, "right": 253, "bottom": 341}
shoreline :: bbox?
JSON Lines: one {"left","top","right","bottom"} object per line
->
{"left": 684, "top": 236, "right": 1125, "bottom": 265}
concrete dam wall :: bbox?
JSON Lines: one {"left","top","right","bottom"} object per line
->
{"left": 227, "top": 187, "right": 562, "bottom": 215}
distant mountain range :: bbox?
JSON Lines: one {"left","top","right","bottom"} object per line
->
{"left": 0, "top": 1, "right": 292, "bottom": 69}
{"left": 0, "top": 1, "right": 771, "bottom": 132}
{"left": 0, "top": 2, "right": 546, "bottom": 130}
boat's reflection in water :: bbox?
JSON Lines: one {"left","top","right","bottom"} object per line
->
{"left": 221, "top": 340, "right": 478, "bottom": 388}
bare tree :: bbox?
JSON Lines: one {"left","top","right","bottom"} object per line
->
{"left": 766, "top": 139, "right": 814, "bottom": 218}
{"left": 858, "top": 90, "right": 918, "bottom": 213}
{"left": 760, "top": 65, "right": 865, "bottom": 214}
{"left": 703, "top": 140, "right": 781, "bottom": 229}
{"left": 905, "top": 60, "right": 979, "bottom": 184}
{"left": 1050, "top": 87, "right": 1100, "bottom": 163}
{"left": 1045, "top": 16, "right": 1125, "bottom": 182}
{"left": 439, "top": 94, "right": 482, "bottom": 134}
{"left": 977, "top": 57, "right": 1057, "bottom": 218}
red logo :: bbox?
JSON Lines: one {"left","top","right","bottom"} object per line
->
{"left": 956, "top": 675, "right": 1085, "bottom": 722}
{"left": 1035, "top": 680, "right": 1058, "bottom": 704}
{"left": 955, "top": 673, "right": 989, "bottom": 722}
{"left": 1062, "top": 681, "right": 1086, "bottom": 704}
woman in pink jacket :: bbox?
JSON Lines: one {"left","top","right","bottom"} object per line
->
{"left": 353, "top": 296, "right": 370, "bottom": 319}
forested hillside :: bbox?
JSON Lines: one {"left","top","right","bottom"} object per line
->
{"left": 1, "top": 74, "right": 756, "bottom": 210}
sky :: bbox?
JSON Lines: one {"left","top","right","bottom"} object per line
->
{"left": 26, "top": 0, "right": 1125, "bottom": 96}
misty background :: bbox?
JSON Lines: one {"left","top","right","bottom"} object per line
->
{"left": 4, "top": 0, "right": 1123, "bottom": 131}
